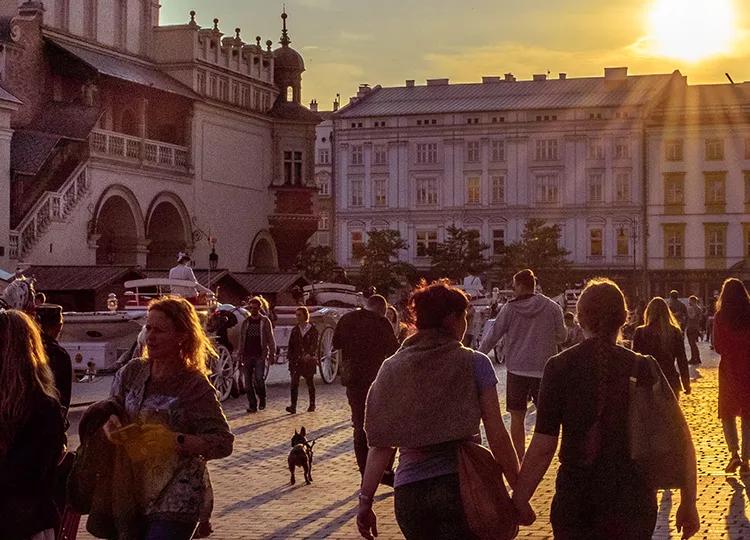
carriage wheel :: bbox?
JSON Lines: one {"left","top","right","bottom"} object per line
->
{"left": 209, "top": 345, "right": 234, "bottom": 402}
{"left": 318, "top": 326, "right": 339, "bottom": 384}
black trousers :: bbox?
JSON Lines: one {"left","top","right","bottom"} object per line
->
{"left": 290, "top": 369, "right": 315, "bottom": 408}
{"left": 346, "top": 385, "right": 369, "bottom": 475}
{"left": 687, "top": 328, "right": 701, "bottom": 363}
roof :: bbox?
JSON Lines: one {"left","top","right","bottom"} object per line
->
{"left": 26, "top": 102, "right": 101, "bottom": 140}
{"left": 11, "top": 130, "right": 61, "bottom": 175}
{"left": 26, "top": 266, "right": 145, "bottom": 291}
{"left": 654, "top": 83, "right": 750, "bottom": 111}
{"left": 46, "top": 38, "right": 198, "bottom": 100}
{"left": 268, "top": 99, "right": 322, "bottom": 123}
{"left": 336, "top": 73, "right": 679, "bottom": 117}
{"left": 274, "top": 45, "right": 305, "bottom": 72}
{"left": 231, "top": 272, "right": 308, "bottom": 294}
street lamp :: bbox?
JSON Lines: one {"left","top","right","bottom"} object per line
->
{"left": 209, "top": 247, "right": 219, "bottom": 271}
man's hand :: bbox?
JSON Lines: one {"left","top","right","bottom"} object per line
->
{"left": 676, "top": 501, "right": 700, "bottom": 539}
{"left": 102, "top": 414, "right": 123, "bottom": 443}
{"left": 356, "top": 502, "right": 378, "bottom": 539}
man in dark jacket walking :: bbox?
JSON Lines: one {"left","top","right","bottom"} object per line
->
{"left": 36, "top": 304, "right": 73, "bottom": 414}
{"left": 333, "top": 294, "right": 399, "bottom": 479}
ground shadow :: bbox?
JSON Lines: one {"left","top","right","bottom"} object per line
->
{"left": 726, "top": 477, "right": 750, "bottom": 539}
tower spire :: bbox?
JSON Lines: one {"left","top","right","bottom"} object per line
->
{"left": 280, "top": 6, "right": 291, "bottom": 47}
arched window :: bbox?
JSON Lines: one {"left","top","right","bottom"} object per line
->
{"left": 286, "top": 86, "right": 294, "bottom": 102}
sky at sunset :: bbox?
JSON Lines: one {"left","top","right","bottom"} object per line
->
{"left": 164, "top": 0, "right": 750, "bottom": 111}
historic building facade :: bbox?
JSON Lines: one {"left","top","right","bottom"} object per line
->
{"left": 310, "top": 97, "right": 339, "bottom": 249}
{"left": 0, "top": 1, "right": 319, "bottom": 273}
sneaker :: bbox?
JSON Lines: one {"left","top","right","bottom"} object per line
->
{"left": 246, "top": 407, "right": 257, "bottom": 413}
{"left": 259, "top": 401, "right": 266, "bottom": 411}
{"left": 307, "top": 404, "right": 316, "bottom": 412}
{"left": 285, "top": 406, "right": 296, "bottom": 414}
{"left": 194, "top": 521, "right": 213, "bottom": 538}
{"left": 725, "top": 455, "right": 742, "bottom": 473}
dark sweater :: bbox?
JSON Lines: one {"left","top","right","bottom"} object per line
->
{"left": 43, "top": 333, "right": 73, "bottom": 412}
{"left": 332, "top": 309, "right": 399, "bottom": 387}
{"left": 632, "top": 325, "right": 690, "bottom": 394}
{"left": 0, "top": 393, "right": 66, "bottom": 539}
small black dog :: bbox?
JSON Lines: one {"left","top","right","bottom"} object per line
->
{"left": 288, "top": 427, "right": 315, "bottom": 485}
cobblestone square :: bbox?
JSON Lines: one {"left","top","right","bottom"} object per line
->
{"left": 72, "top": 342, "right": 750, "bottom": 539}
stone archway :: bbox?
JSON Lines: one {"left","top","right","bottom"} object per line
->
{"left": 146, "top": 200, "right": 189, "bottom": 269}
{"left": 249, "top": 231, "right": 279, "bottom": 270}
{"left": 95, "top": 195, "right": 141, "bottom": 265}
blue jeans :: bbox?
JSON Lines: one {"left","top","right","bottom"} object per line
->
{"left": 244, "top": 355, "right": 266, "bottom": 409}
{"left": 143, "top": 520, "right": 197, "bottom": 540}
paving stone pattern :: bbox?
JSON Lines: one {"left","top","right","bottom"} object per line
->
{"left": 74, "top": 342, "right": 750, "bottom": 539}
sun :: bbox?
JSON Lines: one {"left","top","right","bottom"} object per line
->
{"left": 646, "top": 0, "right": 737, "bottom": 62}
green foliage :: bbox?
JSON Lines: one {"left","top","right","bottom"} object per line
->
{"left": 353, "top": 229, "right": 416, "bottom": 297}
{"left": 295, "top": 245, "right": 338, "bottom": 282}
{"left": 499, "top": 218, "right": 572, "bottom": 296}
{"left": 429, "top": 225, "right": 490, "bottom": 281}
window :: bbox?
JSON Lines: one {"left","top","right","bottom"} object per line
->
{"left": 665, "top": 139, "right": 683, "bottom": 161}
{"left": 536, "top": 174, "right": 559, "bottom": 204}
{"left": 535, "top": 139, "right": 559, "bottom": 161}
{"left": 745, "top": 138, "right": 750, "bottom": 159}
{"left": 373, "top": 145, "right": 388, "bottom": 166}
{"left": 466, "top": 176, "right": 481, "bottom": 205}
{"left": 664, "top": 173, "right": 685, "bottom": 206}
{"left": 317, "top": 175, "right": 330, "bottom": 196}
{"left": 318, "top": 211, "right": 329, "bottom": 231}
{"left": 614, "top": 138, "right": 630, "bottom": 159}
{"left": 466, "top": 141, "right": 480, "bottom": 163}
{"left": 590, "top": 229, "right": 603, "bottom": 256}
{"left": 253, "top": 88, "right": 261, "bottom": 110}
{"left": 416, "top": 178, "right": 438, "bottom": 206}
{"left": 705, "top": 225, "right": 726, "bottom": 257}
{"left": 351, "top": 145, "right": 363, "bottom": 165}
{"left": 351, "top": 231, "right": 364, "bottom": 257}
{"left": 491, "top": 175, "right": 505, "bottom": 204}
{"left": 196, "top": 71, "right": 206, "bottom": 94}
{"left": 705, "top": 172, "right": 726, "bottom": 208}
{"left": 588, "top": 172, "right": 603, "bottom": 203}
{"left": 283, "top": 151, "right": 303, "bottom": 185}
{"left": 231, "top": 82, "right": 240, "bottom": 104}
{"left": 665, "top": 225, "right": 684, "bottom": 258}
{"left": 416, "top": 230, "right": 438, "bottom": 257}
{"left": 615, "top": 172, "right": 631, "bottom": 202}
{"left": 416, "top": 143, "right": 438, "bottom": 164}
{"left": 617, "top": 230, "right": 630, "bottom": 256}
{"left": 588, "top": 139, "right": 605, "bottom": 160}
{"left": 318, "top": 149, "right": 330, "bottom": 164}
{"left": 209, "top": 75, "right": 218, "bottom": 97}
{"left": 219, "top": 78, "right": 229, "bottom": 101}
{"left": 491, "top": 140, "right": 505, "bottom": 162}
{"left": 492, "top": 229, "right": 505, "bottom": 255}
{"left": 745, "top": 172, "right": 750, "bottom": 204}
{"left": 373, "top": 178, "right": 387, "bottom": 207}
{"left": 241, "top": 85, "right": 251, "bottom": 108}
{"left": 705, "top": 138, "right": 724, "bottom": 161}
{"left": 350, "top": 179, "right": 363, "bottom": 207}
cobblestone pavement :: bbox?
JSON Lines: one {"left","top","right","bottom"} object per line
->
{"left": 74, "top": 342, "right": 750, "bottom": 539}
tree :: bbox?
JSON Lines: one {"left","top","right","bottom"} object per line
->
{"left": 499, "top": 218, "right": 572, "bottom": 296}
{"left": 429, "top": 225, "right": 490, "bottom": 281}
{"left": 295, "top": 245, "right": 338, "bottom": 282}
{"left": 353, "top": 229, "right": 415, "bottom": 297}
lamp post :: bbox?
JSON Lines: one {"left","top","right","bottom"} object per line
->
{"left": 208, "top": 237, "right": 218, "bottom": 289}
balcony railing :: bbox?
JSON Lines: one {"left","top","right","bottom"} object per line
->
{"left": 89, "top": 129, "right": 190, "bottom": 171}
{"left": 9, "top": 165, "right": 89, "bottom": 259}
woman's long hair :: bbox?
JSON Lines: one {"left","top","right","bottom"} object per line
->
{"left": 642, "top": 297, "right": 681, "bottom": 349}
{"left": 144, "top": 296, "right": 216, "bottom": 376}
{"left": 715, "top": 278, "right": 750, "bottom": 331}
{"left": 0, "top": 310, "right": 59, "bottom": 455}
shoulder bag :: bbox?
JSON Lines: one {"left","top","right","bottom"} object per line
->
{"left": 458, "top": 441, "right": 519, "bottom": 540}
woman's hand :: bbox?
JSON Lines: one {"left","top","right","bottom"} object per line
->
{"left": 139, "top": 423, "right": 177, "bottom": 458}
{"left": 102, "top": 414, "right": 123, "bottom": 443}
{"left": 356, "top": 501, "right": 378, "bottom": 539}
{"left": 676, "top": 501, "right": 700, "bottom": 539}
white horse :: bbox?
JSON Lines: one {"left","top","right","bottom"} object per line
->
{"left": 0, "top": 277, "right": 37, "bottom": 312}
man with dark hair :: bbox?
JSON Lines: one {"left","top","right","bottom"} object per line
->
{"left": 36, "top": 304, "right": 72, "bottom": 414}
{"left": 667, "top": 289, "right": 688, "bottom": 332}
{"left": 333, "top": 293, "right": 399, "bottom": 480}
{"left": 238, "top": 297, "right": 276, "bottom": 413}
{"left": 479, "top": 268, "right": 566, "bottom": 459}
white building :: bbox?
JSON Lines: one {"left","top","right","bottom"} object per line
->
{"left": 333, "top": 69, "right": 684, "bottom": 294}
{"left": 310, "top": 98, "right": 337, "bottom": 249}
{"left": 0, "top": 1, "right": 320, "bottom": 276}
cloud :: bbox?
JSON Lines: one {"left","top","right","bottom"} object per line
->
{"left": 339, "top": 31, "right": 374, "bottom": 42}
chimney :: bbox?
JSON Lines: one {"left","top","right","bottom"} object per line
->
{"left": 333, "top": 93, "right": 340, "bottom": 112}
{"left": 559, "top": 73, "right": 567, "bottom": 80}
{"left": 604, "top": 67, "right": 628, "bottom": 80}
{"left": 482, "top": 76, "right": 501, "bottom": 83}
{"left": 533, "top": 74, "right": 547, "bottom": 81}
{"left": 426, "top": 78, "right": 449, "bottom": 86}
{"left": 504, "top": 73, "right": 516, "bottom": 82}
{"left": 405, "top": 79, "right": 415, "bottom": 87}
{"left": 356, "top": 84, "right": 371, "bottom": 98}
{"left": 309, "top": 99, "right": 318, "bottom": 112}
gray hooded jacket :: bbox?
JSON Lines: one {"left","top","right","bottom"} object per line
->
{"left": 479, "top": 294, "right": 566, "bottom": 377}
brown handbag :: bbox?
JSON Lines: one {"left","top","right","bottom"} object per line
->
{"left": 457, "top": 441, "right": 519, "bottom": 540}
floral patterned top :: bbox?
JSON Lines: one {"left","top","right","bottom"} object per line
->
{"left": 110, "top": 358, "right": 234, "bottom": 523}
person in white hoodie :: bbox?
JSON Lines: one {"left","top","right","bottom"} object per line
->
{"left": 479, "top": 268, "right": 566, "bottom": 459}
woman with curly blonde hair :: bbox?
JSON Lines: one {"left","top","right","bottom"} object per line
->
{"left": 0, "top": 309, "right": 66, "bottom": 540}
{"left": 84, "top": 296, "right": 234, "bottom": 540}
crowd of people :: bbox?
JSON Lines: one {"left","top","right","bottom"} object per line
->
{"left": 2, "top": 265, "right": 749, "bottom": 540}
